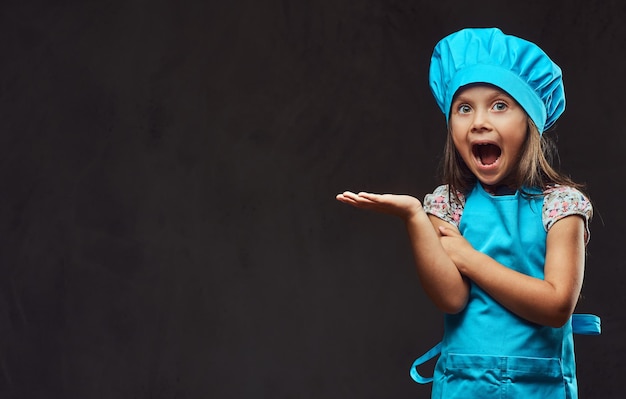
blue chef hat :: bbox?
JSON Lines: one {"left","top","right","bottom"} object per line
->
{"left": 429, "top": 27, "right": 565, "bottom": 133}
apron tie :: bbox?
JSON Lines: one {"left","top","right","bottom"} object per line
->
{"left": 409, "top": 313, "right": 601, "bottom": 384}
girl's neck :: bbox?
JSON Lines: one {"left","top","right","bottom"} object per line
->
{"left": 481, "top": 183, "right": 517, "bottom": 196}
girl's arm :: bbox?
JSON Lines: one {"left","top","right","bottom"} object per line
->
{"left": 439, "top": 215, "right": 586, "bottom": 327}
{"left": 336, "top": 191, "right": 470, "bottom": 313}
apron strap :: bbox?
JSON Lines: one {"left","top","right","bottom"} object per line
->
{"left": 408, "top": 314, "right": 601, "bottom": 385}
{"left": 409, "top": 342, "right": 442, "bottom": 384}
{"left": 572, "top": 313, "right": 601, "bottom": 335}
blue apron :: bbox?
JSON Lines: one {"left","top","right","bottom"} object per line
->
{"left": 410, "top": 184, "right": 601, "bottom": 398}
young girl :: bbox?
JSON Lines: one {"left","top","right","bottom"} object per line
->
{"left": 336, "top": 27, "right": 600, "bottom": 398}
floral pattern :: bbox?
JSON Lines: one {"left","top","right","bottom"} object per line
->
{"left": 423, "top": 184, "right": 592, "bottom": 243}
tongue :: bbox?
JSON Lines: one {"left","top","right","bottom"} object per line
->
{"left": 479, "top": 144, "right": 500, "bottom": 165}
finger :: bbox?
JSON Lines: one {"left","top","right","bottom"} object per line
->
{"left": 336, "top": 194, "right": 352, "bottom": 203}
{"left": 336, "top": 192, "right": 353, "bottom": 203}
{"left": 336, "top": 194, "right": 359, "bottom": 205}
{"left": 353, "top": 196, "right": 377, "bottom": 205}
{"left": 337, "top": 192, "right": 375, "bottom": 207}
{"left": 340, "top": 191, "right": 360, "bottom": 200}
{"left": 339, "top": 191, "right": 377, "bottom": 203}
{"left": 438, "top": 225, "right": 461, "bottom": 237}
{"left": 357, "top": 192, "right": 383, "bottom": 201}
{"left": 438, "top": 225, "right": 450, "bottom": 236}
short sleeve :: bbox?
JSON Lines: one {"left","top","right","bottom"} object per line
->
{"left": 423, "top": 184, "right": 465, "bottom": 228}
{"left": 543, "top": 186, "right": 593, "bottom": 244}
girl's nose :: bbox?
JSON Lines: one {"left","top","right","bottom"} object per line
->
{"left": 471, "top": 109, "right": 492, "bottom": 132}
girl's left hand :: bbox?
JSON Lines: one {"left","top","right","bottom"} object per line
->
{"left": 437, "top": 225, "right": 476, "bottom": 273}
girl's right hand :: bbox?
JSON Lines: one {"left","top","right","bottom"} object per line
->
{"left": 337, "top": 190, "right": 470, "bottom": 313}
{"left": 335, "top": 191, "right": 424, "bottom": 221}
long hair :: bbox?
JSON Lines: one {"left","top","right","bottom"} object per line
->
{"left": 440, "top": 118, "right": 588, "bottom": 199}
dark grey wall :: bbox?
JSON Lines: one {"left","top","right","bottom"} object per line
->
{"left": 0, "top": 0, "right": 623, "bottom": 398}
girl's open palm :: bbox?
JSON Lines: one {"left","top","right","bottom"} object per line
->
{"left": 336, "top": 191, "right": 423, "bottom": 220}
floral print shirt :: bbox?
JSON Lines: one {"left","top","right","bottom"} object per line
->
{"left": 423, "top": 184, "right": 593, "bottom": 244}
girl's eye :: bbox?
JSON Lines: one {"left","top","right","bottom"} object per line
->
{"left": 493, "top": 102, "right": 507, "bottom": 111}
{"left": 458, "top": 104, "right": 471, "bottom": 114}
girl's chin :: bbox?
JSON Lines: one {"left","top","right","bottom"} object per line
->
{"left": 472, "top": 171, "right": 502, "bottom": 186}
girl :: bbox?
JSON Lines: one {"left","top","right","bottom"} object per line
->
{"left": 336, "top": 27, "right": 599, "bottom": 398}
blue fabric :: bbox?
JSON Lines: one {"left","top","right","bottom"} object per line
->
{"left": 409, "top": 342, "right": 442, "bottom": 384}
{"left": 429, "top": 27, "right": 566, "bottom": 133}
{"left": 571, "top": 314, "right": 601, "bottom": 335}
{"left": 410, "top": 314, "right": 600, "bottom": 387}
{"left": 409, "top": 185, "right": 601, "bottom": 394}
{"left": 431, "top": 184, "right": 577, "bottom": 398}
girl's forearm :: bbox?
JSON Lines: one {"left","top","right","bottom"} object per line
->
{"left": 405, "top": 211, "right": 470, "bottom": 313}
{"left": 458, "top": 251, "right": 581, "bottom": 327}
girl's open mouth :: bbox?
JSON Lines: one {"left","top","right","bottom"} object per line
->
{"left": 473, "top": 143, "right": 501, "bottom": 166}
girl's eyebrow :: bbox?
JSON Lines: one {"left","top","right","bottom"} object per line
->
{"left": 451, "top": 94, "right": 472, "bottom": 103}
{"left": 490, "top": 90, "right": 512, "bottom": 100}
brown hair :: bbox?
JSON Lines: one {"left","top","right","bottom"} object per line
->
{"left": 440, "top": 118, "right": 587, "bottom": 199}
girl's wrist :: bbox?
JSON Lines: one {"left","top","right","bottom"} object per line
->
{"left": 456, "top": 249, "right": 484, "bottom": 277}
{"left": 405, "top": 206, "right": 428, "bottom": 224}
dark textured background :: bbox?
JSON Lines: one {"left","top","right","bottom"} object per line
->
{"left": 0, "top": 0, "right": 624, "bottom": 398}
